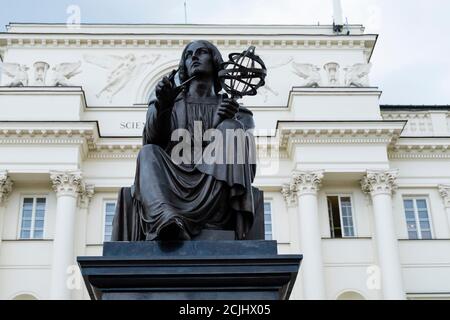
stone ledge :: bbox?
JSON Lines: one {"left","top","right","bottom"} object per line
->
{"left": 78, "top": 241, "right": 302, "bottom": 300}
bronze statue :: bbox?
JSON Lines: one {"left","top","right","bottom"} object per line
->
{"left": 112, "top": 40, "right": 266, "bottom": 241}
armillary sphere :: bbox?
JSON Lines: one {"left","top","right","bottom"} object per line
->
{"left": 218, "top": 46, "right": 267, "bottom": 99}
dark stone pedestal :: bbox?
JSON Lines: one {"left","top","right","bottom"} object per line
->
{"left": 77, "top": 241, "right": 302, "bottom": 300}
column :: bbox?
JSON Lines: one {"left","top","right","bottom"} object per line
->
{"left": 281, "top": 183, "right": 301, "bottom": 300}
{"left": 49, "top": 170, "right": 84, "bottom": 300}
{"left": 438, "top": 185, "right": 450, "bottom": 231}
{"left": 281, "top": 183, "right": 301, "bottom": 253}
{"left": 0, "top": 171, "right": 13, "bottom": 246}
{"left": 73, "top": 184, "right": 94, "bottom": 300}
{"left": 75, "top": 184, "right": 94, "bottom": 257}
{"left": 361, "top": 170, "right": 406, "bottom": 300}
{"left": 290, "top": 171, "right": 326, "bottom": 300}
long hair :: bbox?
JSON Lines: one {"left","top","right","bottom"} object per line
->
{"left": 178, "top": 40, "right": 224, "bottom": 95}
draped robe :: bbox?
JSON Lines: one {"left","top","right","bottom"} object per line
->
{"left": 112, "top": 93, "right": 257, "bottom": 241}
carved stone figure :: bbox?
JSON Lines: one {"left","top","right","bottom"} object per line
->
{"left": 50, "top": 61, "right": 82, "bottom": 86}
{"left": 255, "top": 56, "right": 291, "bottom": 102}
{"left": 111, "top": 41, "right": 263, "bottom": 241}
{"left": 0, "top": 63, "right": 29, "bottom": 86}
{"left": 84, "top": 53, "right": 161, "bottom": 102}
{"left": 33, "top": 61, "right": 49, "bottom": 86}
{"left": 323, "top": 62, "right": 340, "bottom": 86}
{"left": 292, "top": 62, "right": 321, "bottom": 87}
{"left": 344, "top": 63, "right": 372, "bottom": 87}
{"left": 260, "top": 84, "right": 279, "bottom": 102}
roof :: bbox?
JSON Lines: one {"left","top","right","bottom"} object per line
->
{"left": 381, "top": 105, "right": 450, "bottom": 111}
{"left": 5, "top": 23, "right": 366, "bottom": 36}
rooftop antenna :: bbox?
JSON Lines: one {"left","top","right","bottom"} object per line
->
{"left": 344, "top": 17, "right": 350, "bottom": 35}
{"left": 332, "top": 0, "right": 344, "bottom": 33}
{"left": 184, "top": 0, "right": 188, "bottom": 24}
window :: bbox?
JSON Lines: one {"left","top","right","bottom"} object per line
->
{"left": 19, "top": 197, "right": 46, "bottom": 239}
{"left": 264, "top": 202, "right": 273, "bottom": 240}
{"left": 403, "top": 198, "right": 432, "bottom": 240}
{"left": 327, "top": 196, "right": 355, "bottom": 238}
{"left": 103, "top": 201, "right": 116, "bottom": 242}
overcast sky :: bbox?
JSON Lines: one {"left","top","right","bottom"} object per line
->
{"left": 1, "top": 0, "right": 449, "bottom": 105}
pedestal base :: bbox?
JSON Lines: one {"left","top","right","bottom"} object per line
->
{"left": 77, "top": 241, "right": 302, "bottom": 300}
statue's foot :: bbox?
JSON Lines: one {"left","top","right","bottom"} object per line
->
{"left": 177, "top": 227, "right": 191, "bottom": 241}
{"left": 158, "top": 218, "right": 191, "bottom": 241}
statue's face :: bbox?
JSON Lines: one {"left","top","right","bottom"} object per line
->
{"left": 184, "top": 42, "right": 214, "bottom": 78}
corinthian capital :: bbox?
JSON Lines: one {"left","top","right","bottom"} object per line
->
{"left": 291, "top": 171, "right": 324, "bottom": 196}
{"left": 50, "top": 170, "right": 83, "bottom": 197}
{"left": 281, "top": 183, "right": 297, "bottom": 207}
{"left": 0, "top": 171, "right": 13, "bottom": 206}
{"left": 78, "top": 184, "right": 95, "bottom": 209}
{"left": 361, "top": 169, "right": 398, "bottom": 196}
{"left": 438, "top": 185, "right": 450, "bottom": 209}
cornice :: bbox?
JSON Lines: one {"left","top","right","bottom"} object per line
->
{"left": 276, "top": 122, "right": 405, "bottom": 156}
{"left": 5, "top": 120, "right": 448, "bottom": 161}
{"left": 0, "top": 86, "right": 84, "bottom": 94}
{"left": 87, "top": 152, "right": 139, "bottom": 160}
{"left": 5, "top": 22, "right": 366, "bottom": 31}
{"left": 0, "top": 120, "right": 408, "bottom": 160}
{"left": 382, "top": 111, "right": 433, "bottom": 119}
{"left": 0, "top": 34, "right": 376, "bottom": 54}
{"left": 388, "top": 152, "right": 450, "bottom": 159}
{"left": 0, "top": 121, "right": 141, "bottom": 159}
{"left": 0, "top": 123, "right": 98, "bottom": 150}
{"left": 289, "top": 87, "right": 382, "bottom": 96}
{"left": 389, "top": 138, "right": 450, "bottom": 159}
{"left": 275, "top": 120, "right": 406, "bottom": 131}
{"left": 0, "top": 129, "right": 143, "bottom": 160}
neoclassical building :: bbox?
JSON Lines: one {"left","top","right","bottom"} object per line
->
{"left": 0, "top": 22, "right": 449, "bottom": 300}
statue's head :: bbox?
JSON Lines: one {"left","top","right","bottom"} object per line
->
{"left": 178, "top": 40, "right": 223, "bottom": 94}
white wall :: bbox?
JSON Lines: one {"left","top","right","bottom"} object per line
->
{"left": 0, "top": 23, "right": 449, "bottom": 300}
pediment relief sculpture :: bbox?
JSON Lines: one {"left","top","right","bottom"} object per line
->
{"left": 33, "top": 61, "right": 49, "bottom": 85}
{"left": 51, "top": 61, "right": 82, "bottom": 86}
{"left": 344, "top": 63, "right": 372, "bottom": 87}
{"left": 0, "top": 63, "right": 29, "bottom": 86}
{"left": 84, "top": 53, "right": 161, "bottom": 102}
{"left": 292, "top": 62, "right": 321, "bottom": 87}
{"left": 291, "top": 61, "right": 372, "bottom": 88}
{"left": 0, "top": 61, "right": 82, "bottom": 87}
{"left": 324, "top": 62, "right": 340, "bottom": 86}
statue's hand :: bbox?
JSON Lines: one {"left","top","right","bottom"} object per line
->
{"left": 218, "top": 94, "right": 239, "bottom": 119}
{"left": 155, "top": 75, "right": 177, "bottom": 113}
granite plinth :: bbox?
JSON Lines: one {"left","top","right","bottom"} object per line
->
{"left": 77, "top": 241, "right": 302, "bottom": 300}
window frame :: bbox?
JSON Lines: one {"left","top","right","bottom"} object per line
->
{"left": 102, "top": 199, "right": 117, "bottom": 242}
{"left": 402, "top": 196, "right": 434, "bottom": 240}
{"left": 17, "top": 195, "right": 48, "bottom": 240}
{"left": 263, "top": 200, "right": 274, "bottom": 241}
{"left": 326, "top": 194, "right": 357, "bottom": 239}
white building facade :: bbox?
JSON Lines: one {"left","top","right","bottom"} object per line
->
{"left": 0, "top": 23, "right": 450, "bottom": 300}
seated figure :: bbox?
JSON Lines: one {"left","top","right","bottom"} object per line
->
{"left": 111, "top": 40, "right": 263, "bottom": 241}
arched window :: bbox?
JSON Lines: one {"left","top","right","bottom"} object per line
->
{"left": 12, "top": 293, "right": 38, "bottom": 300}
{"left": 134, "top": 60, "right": 180, "bottom": 104}
{"left": 336, "top": 291, "right": 366, "bottom": 300}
